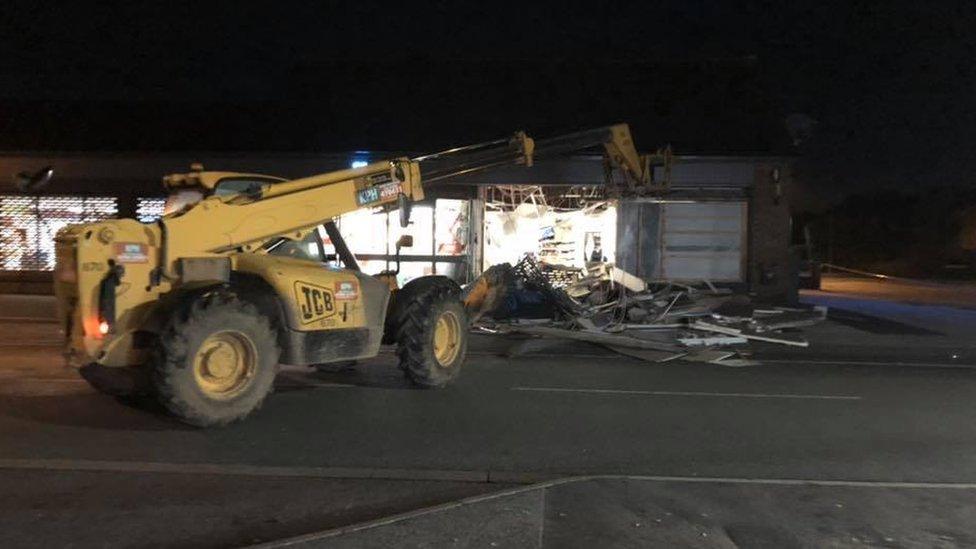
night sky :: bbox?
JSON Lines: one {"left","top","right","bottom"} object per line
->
{"left": 2, "top": 2, "right": 974, "bottom": 193}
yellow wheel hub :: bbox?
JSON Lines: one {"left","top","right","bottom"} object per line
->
{"left": 433, "top": 310, "right": 462, "bottom": 367}
{"left": 193, "top": 331, "right": 257, "bottom": 399}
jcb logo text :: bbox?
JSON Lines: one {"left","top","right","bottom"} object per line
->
{"left": 294, "top": 281, "right": 335, "bottom": 324}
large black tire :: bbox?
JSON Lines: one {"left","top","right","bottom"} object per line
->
{"left": 395, "top": 279, "right": 469, "bottom": 388}
{"left": 151, "top": 291, "right": 280, "bottom": 427}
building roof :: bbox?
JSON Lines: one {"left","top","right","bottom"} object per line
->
{"left": 0, "top": 59, "right": 794, "bottom": 157}
{"left": 0, "top": 150, "right": 780, "bottom": 197}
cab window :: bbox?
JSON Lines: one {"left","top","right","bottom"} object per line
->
{"left": 266, "top": 230, "right": 325, "bottom": 262}
{"left": 214, "top": 177, "right": 283, "bottom": 198}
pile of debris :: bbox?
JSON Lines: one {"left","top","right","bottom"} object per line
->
{"left": 464, "top": 256, "right": 826, "bottom": 366}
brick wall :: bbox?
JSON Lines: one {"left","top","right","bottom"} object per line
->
{"left": 748, "top": 162, "right": 797, "bottom": 304}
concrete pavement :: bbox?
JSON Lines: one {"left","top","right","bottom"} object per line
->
{"left": 262, "top": 477, "right": 976, "bottom": 548}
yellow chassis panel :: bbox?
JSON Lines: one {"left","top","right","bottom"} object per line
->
{"left": 232, "top": 254, "right": 369, "bottom": 331}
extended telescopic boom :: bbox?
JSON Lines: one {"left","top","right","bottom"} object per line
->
{"left": 157, "top": 123, "right": 667, "bottom": 274}
{"left": 416, "top": 123, "right": 671, "bottom": 195}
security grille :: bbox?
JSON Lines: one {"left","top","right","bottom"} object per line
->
{"left": 0, "top": 195, "right": 118, "bottom": 271}
{"left": 136, "top": 197, "right": 166, "bottom": 223}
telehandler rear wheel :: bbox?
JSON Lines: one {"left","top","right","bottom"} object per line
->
{"left": 151, "top": 291, "right": 279, "bottom": 427}
{"left": 395, "top": 280, "right": 468, "bottom": 388}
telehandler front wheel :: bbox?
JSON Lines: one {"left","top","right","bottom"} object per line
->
{"left": 395, "top": 281, "right": 468, "bottom": 388}
{"left": 151, "top": 292, "right": 279, "bottom": 427}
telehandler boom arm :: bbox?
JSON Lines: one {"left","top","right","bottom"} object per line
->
{"left": 159, "top": 123, "right": 667, "bottom": 273}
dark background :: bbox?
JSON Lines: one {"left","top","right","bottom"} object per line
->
{"left": 2, "top": 1, "right": 975, "bottom": 274}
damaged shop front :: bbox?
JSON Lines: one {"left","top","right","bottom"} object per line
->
{"left": 0, "top": 151, "right": 794, "bottom": 305}
{"left": 452, "top": 153, "right": 816, "bottom": 366}
{"left": 453, "top": 153, "right": 797, "bottom": 304}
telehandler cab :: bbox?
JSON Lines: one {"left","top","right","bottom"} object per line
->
{"left": 53, "top": 124, "right": 668, "bottom": 426}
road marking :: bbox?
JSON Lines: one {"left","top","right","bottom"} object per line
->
{"left": 0, "top": 376, "right": 354, "bottom": 388}
{"left": 491, "top": 352, "right": 622, "bottom": 359}
{"left": 511, "top": 386, "right": 862, "bottom": 401}
{"left": 0, "top": 458, "right": 487, "bottom": 483}
{"left": 2, "top": 378, "right": 87, "bottom": 383}
{"left": 496, "top": 352, "right": 976, "bottom": 369}
{"left": 4, "top": 458, "right": 975, "bottom": 491}
{"left": 762, "top": 358, "right": 976, "bottom": 369}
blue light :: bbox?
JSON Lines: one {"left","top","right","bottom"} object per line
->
{"left": 350, "top": 160, "right": 368, "bottom": 169}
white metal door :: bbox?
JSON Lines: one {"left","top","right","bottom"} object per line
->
{"left": 658, "top": 202, "right": 746, "bottom": 282}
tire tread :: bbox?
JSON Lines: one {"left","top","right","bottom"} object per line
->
{"left": 395, "top": 280, "right": 467, "bottom": 388}
{"left": 152, "top": 289, "right": 279, "bottom": 427}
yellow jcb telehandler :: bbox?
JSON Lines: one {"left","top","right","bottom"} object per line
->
{"left": 53, "top": 124, "right": 667, "bottom": 426}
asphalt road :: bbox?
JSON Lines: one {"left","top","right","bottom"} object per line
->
{"left": 0, "top": 470, "right": 506, "bottom": 548}
{"left": 3, "top": 303, "right": 976, "bottom": 546}
{"left": 5, "top": 334, "right": 976, "bottom": 481}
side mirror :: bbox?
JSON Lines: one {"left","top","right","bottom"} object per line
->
{"left": 397, "top": 193, "right": 412, "bottom": 228}
{"left": 391, "top": 234, "right": 413, "bottom": 276}
{"left": 396, "top": 234, "right": 413, "bottom": 250}
{"left": 14, "top": 166, "right": 54, "bottom": 193}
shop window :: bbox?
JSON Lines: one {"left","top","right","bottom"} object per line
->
{"left": 136, "top": 197, "right": 166, "bottom": 223}
{"left": 435, "top": 261, "right": 465, "bottom": 280}
{"left": 356, "top": 259, "right": 388, "bottom": 275}
{"left": 340, "top": 208, "right": 388, "bottom": 255}
{"left": 389, "top": 205, "right": 433, "bottom": 256}
{"left": 435, "top": 199, "right": 468, "bottom": 256}
{"left": 484, "top": 204, "right": 616, "bottom": 269}
{"left": 0, "top": 195, "right": 118, "bottom": 271}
